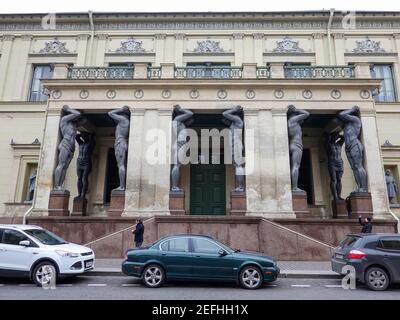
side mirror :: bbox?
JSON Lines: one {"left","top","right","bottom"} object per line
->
{"left": 19, "top": 240, "right": 31, "bottom": 247}
{"left": 218, "top": 249, "right": 227, "bottom": 257}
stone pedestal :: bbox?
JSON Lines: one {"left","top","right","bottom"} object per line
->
{"left": 292, "top": 190, "right": 310, "bottom": 218}
{"left": 332, "top": 199, "right": 349, "bottom": 219}
{"left": 349, "top": 192, "right": 373, "bottom": 219}
{"left": 230, "top": 191, "right": 247, "bottom": 216}
{"left": 48, "top": 190, "right": 70, "bottom": 216}
{"left": 72, "top": 197, "right": 87, "bottom": 216}
{"left": 169, "top": 190, "right": 186, "bottom": 215}
{"left": 108, "top": 190, "right": 125, "bottom": 216}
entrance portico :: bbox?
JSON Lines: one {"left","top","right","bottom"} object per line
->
{"left": 32, "top": 63, "right": 391, "bottom": 220}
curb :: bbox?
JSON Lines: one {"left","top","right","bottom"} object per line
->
{"left": 87, "top": 269, "right": 341, "bottom": 279}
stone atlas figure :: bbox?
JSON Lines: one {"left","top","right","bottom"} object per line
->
{"left": 54, "top": 105, "right": 85, "bottom": 190}
{"left": 337, "top": 106, "right": 368, "bottom": 193}
{"left": 171, "top": 105, "right": 194, "bottom": 192}
{"left": 222, "top": 106, "right": 245, "bottom": 192}
{"left": 326, "top": 132, "right": 345, "bottom": 200}
{"left": 76, "top": 132, "right": 96, "bottom": 198}
{"left": 287, "top": 105, "right": 310, "bottom": 192}
{"left": 385, "top": 169, "right": 398, "bottom": 204}
{"left": 25, "top": 169, "right": 37, "bottom": 202}
{"left": 108, "top": 106, "right": 130, "bottom": 191}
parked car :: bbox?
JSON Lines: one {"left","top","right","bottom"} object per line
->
{"left": 0, "top": 224, "right": 95, "bottom": 286}
{"left": 331, "top": 233, "right": 400, "bottom": 291}
{"left": 122, "top": 234, "right": 279, "bottom": 289}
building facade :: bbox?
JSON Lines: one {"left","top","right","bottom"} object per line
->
{"left": 0, "top": 12, "right": 399, "bottom": 255}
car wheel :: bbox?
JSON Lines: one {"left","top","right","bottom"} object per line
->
{"left": 32, "top": 262, "right": 57, "bottom": 287}
{"left": 365, "top": 267, "right": 390, "bottom": 291}
{"left": 142, "top": 264, "right": 165, "bottom": 288}
{"left": 239, "top": 265, "right": 263, "bottom": 290}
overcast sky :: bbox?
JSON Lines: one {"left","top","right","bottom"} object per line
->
{"left": 1, "top": 0, "right": 400, "bottom": 14}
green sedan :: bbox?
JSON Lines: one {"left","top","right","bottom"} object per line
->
{"left": 122, "top": 234, "right": 279, "bottom": 289}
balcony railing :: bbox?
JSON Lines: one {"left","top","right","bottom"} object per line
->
{"left": 284, "top": 66, "right": 355, "bottom": 79}
{"left": 256, "top": 67, "right": 271, "bottom": 79}
{"left": 174, "top": 66, "right": 243, "bottom": 79}
{"left": 147, "top": 67, "right": 162, "bottom": 79}
{"left": 67, "top": 67, "right": 134, "bottom": 80}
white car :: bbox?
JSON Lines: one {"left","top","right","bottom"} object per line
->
{"left": 0, "top": 224, "right": 95, "bottom": 286}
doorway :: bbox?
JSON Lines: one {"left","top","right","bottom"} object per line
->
{"left": 298, "top": 149, "right": 314, "bottom": 205}
{"left": 190, "top": 164, "right": 226, "bottom": 215}
{"left": 104, "top": 148, "right": 119, "bottom": 203}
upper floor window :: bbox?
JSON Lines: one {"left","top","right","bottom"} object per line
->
{"left": 29, "top": 65, "right": 53, "bottom": 102}
{"left": 370, "top": 64, "right": 396, "bottom": 103}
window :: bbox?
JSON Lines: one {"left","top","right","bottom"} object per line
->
{"left": 378, "top": 239, "right": 400, "bottom": 251}
{"left": 370, "top": 64, "right": 396, "bottom": 102}
{"left": 192, "top": 238, "right": 221, "bottom": 254}
{"left": 339, "top": 236, "right": 361, "bottom": 248}
{"left": 160, "top": 238, "right": 189, "bottom": 252}
{"left": 29, "top": 65, "right": 53, "bottom": 102}
{"left": 24, "top": 229, "right": 67, "bottom": 246}
{"left": 1, "top": 229, "right": 28, "bottom": 245}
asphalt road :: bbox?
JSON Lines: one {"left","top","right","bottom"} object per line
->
{"left": 1, "top": 276, "right": 400, "bottom": 300}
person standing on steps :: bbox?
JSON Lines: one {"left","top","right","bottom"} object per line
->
{"left": 132, "top": 219, "right": 144, "bottom": 248}
{"left": 359, "top": 215, "right": 373, "bottom": 233}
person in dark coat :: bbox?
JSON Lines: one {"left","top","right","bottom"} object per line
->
{"left": 345, "top": 196, "right": 352, "bottom": 218}
{"left": 132, "top": 219, "right": 144, "bottom": 248}
{"left": 358, "top": 215, "right": 373, "bottom": 233}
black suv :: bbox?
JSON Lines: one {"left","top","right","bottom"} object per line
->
{"left": 331, "top": 234, "right": 400, "bottom": 291}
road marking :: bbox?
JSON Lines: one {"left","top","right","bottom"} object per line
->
{"left": 121, "top": 284, "right": 141, "bottom": 287}
{"left": 18, "top": 284, "right": 36, "bottom": 287}
{"left": 88, "top": 284, "right": 107, "bottom": 287}
{"left": 291, "top": 285, "right": 311, "bottom": 288}
{"left": 325, "top": 285, "right": 343, "bottom": 288}
{"left": 266, "top": 284, "right": 278, "bottom": 287}
{"left": 0, "top": 284, "right": 4, "bottom": 287}
{"left": 57, "top": 284, "right": 73, "bottom": 287}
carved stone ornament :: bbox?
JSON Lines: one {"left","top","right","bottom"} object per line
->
{"left": 274, "top": 89, "right": 285, "bottom": 99}
{"left": 134, "top": 89, "right": 144, "bottom": 99}
{"left": 79, "top": 90, "right": 89, "bottom": 99}
{"left": 106, "top": 89, "right": 117, "bottom": 99}
{"left": 272, "top": 37, "right": 304, "bottom": 53}
{"left": 39, "top": 38, "right": 70, "bottom": 54}
{"left": 302, "top": 89, "right": 313, "bottom": 99}
{"left": 217, "top": 89, "right": 227, "bottom": 99}
{"left": 353, "top": 37, "right": 386, "bottom": 53}
{"left": 116, "top": 38, "right": 146, "bottom": 54}
{"left": 331, "top": 89, "right": 342, "bottom": 100}
{"left": 193, "top": 39, "right": 224, "bottom": 53}
{"left": 245, "top": 89, "right": 256, "bottom": 99}
{"left": 189, "top": 89, "right": 199, "bottom": 99}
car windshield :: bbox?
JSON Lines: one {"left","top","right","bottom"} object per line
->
{"left": 339, "top": 236, "right": 361, "bottom": 248}
{"left": 24, "top": 229, "right": 68, "bottom": 245}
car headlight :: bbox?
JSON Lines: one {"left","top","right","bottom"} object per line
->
{"left": 55, "top": 250, "right": 79, "bottom": 258}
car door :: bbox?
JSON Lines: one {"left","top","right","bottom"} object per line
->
{"left": 159, "top": 237, "right": 193, "bottom": 279}
{"left": 191, "top": 237, "right": 237, "bottom": 280}
{"left": 0, "top": 229, "right": 38, "bottom": 272}
{"left": 378, "top": 237, "right": 400, "bottom": 281}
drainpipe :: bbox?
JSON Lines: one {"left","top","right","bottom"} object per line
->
{"left": 327, "top": 8, "right": 335, "bottom": 65}
{"left": 88, "top": 11, "right": 95, "bottom": 66}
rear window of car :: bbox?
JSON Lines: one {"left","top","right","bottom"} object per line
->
{"left": 339, "top": 236, "right": 361, "bottom": 248}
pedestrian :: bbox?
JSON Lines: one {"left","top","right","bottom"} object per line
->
{"left": 358, "top": 215, "right": 373, "bottom": 233}
{"left": 132, "top": 219, "right": 144, "bottom": 248}
{"left": 345, "top": 196, "right": 352, "bottom": 218}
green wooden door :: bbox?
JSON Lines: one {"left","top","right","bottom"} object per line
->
{"left": 190, "top": 165, "right": 226, "bottom": 215}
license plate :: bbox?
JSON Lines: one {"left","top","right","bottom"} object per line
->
{"left": 85, "top": 260, "right": 93, "bottom": 268}
{"left": 335, "top": 254, "right": 344, "bottom": 260}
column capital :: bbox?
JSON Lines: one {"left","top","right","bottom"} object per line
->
{"left": 96, "top": 34, "right": 109, "bottom": 40}
{"left": 272, "top": 108, "right": 288, "bottom": 117}
{"left": 233, "top": 33, "right": 244, "bottom": 39}
{"left": 393, "top": 33, "right": 400, "bottom": 40}
{"left": 332, "top": 33, "right": 345, "bottom": 39}
{"left": 243, "top": 109, "right": 260, "bottom": 116}
{"left": 21, "top": 34, "right": 33, "bottom": 41}
{"left": 77, "top": 34, "right": 91, "bottom": 41}
{"left": 253, "top": 33, "right": 264, "bottom": 40}
{"left": 158, "top": 108, "right": 173, "bottom": 116}
{"left": 1, "top": 35, "right": 15, "bottom": 41}
{"left": 312, "top": 33, "right": 325, "bottom": 39}
{"left": 174, "top": 33, "right": 185, "bottom": 40}
{"left": 155, "top": 34, "right": 167, "bottom": 40}
{"left": 130, "top": 108, "right": 146, "bottom": 116}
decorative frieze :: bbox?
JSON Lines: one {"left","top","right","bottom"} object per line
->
{"left": 272, "top": 36, "right": 304, "bottom": 53}
{"left": 353, "top": 37, "right": 386, "bottom": 53}
{"left": 115, "top": 38, "right": 147, "bottom": 54}
{"left": 39, "top": 38, "right": 70, "bottom": 54}
{"left": 192, "top": 39, "right": 224, "bottom": 53}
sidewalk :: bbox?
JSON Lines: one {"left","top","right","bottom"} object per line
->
{"left": 90, "top": 259, "right": 339, "bottom": 279}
